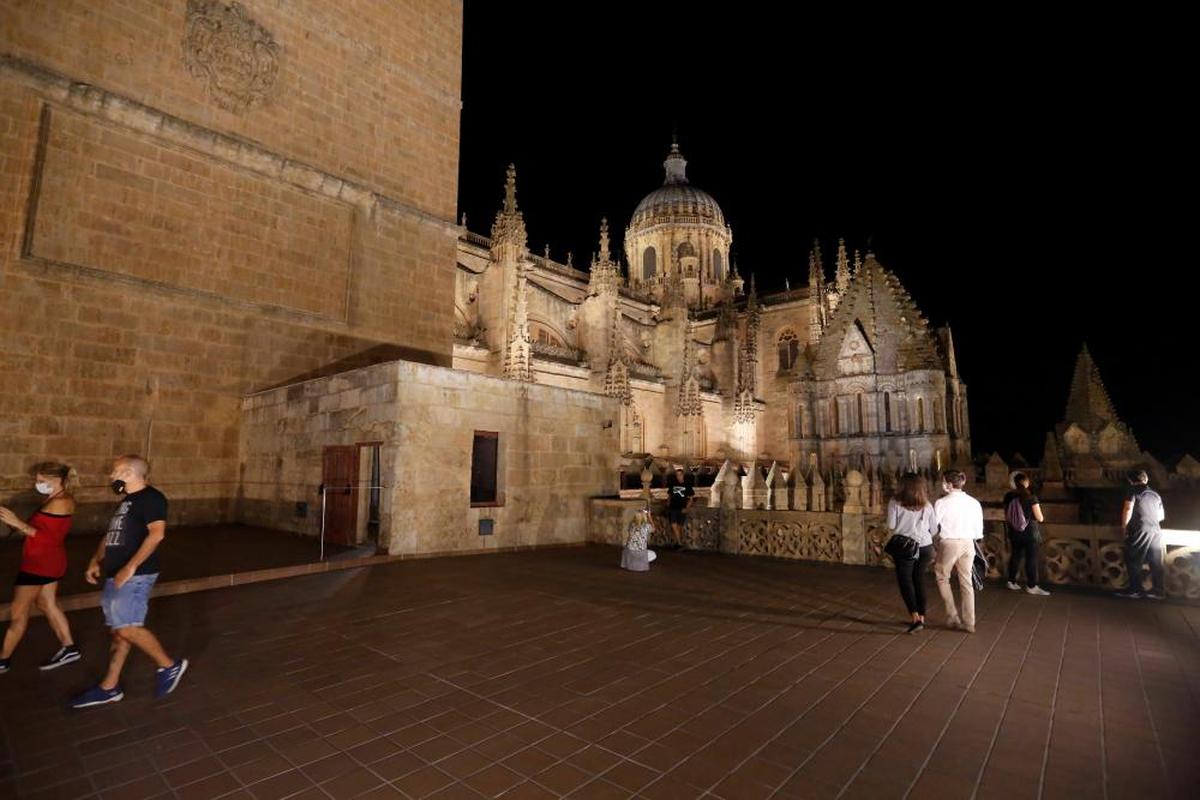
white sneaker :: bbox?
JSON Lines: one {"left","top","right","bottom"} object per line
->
{"left": 1006, "top": 581, "right": 1021, "bottom": 591}
{"left": 1026, "top": 586, "right": 1051, "bottom": 596}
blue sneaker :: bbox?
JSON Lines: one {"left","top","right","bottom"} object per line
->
{"left": 155, "top": 658, "right": 188, "bottom": 699}
{"left": 70, "top": 685, "right": 124, "bottom": 709}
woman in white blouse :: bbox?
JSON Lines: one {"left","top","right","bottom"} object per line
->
{"left": 886, "top": 473, "right": 936, "bottom": 633}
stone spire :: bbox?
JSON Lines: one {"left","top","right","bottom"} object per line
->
{"left": 603, "top": 304, "right": 631, "bottom": 404}
{"left": 502, "top": 258, "right": 534, "bottom": 383}
{"left": 727, "top": 255, "right": 744, "bottom": 296}
{"left": 588, "top": 217, "right": 622, "bottom": 296}
{"left": 835, "top": 238, "right": 851, "bottom": 295}
{"left": 675, "top": 321, "right": 703, "bottom": 417}
{"left": 807, "top": 243, "right": 824, "bottom": 293}
{"left": 938, "top": 326, "right": 959, "bottom": 378}
{"left": 1064, "top": 344, "right": 1124, "bottom": 432}
{"left": 808, "top": 241, "right": 827, "bottom": 333}
{"left": 663, "top": 137, "right": 688, "bottom": 185}
{"left": 489, "top": 164, "right": 527, "bottom": 252}
{"left": 734, "top": 277, "right": 760, "bottom": 424}
{"left": 852, "top": 249, "right": 862, "bottom": 279}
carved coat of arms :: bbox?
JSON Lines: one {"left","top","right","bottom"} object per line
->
{"left": 183, "top": 0, "right": 280, "bottom": 113}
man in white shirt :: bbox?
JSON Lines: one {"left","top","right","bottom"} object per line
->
{"left": 932, "top": 469, "right": 984, "bottom": 633}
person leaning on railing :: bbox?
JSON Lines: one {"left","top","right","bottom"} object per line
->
{"left": 1115, "top": 470, "right": 1166, "bottom": 600}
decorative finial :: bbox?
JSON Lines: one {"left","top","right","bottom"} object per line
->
{"left": 504, "top": 164, "right": 517, "bottom": 212}
{"left": 544, "top": 244, "right": 550, "bottom": 260}
{"left": 598, "top": 217, "right": 610, "bottom": 263}
{"left": 835, "top": 238, "right": 851, "bottom": 294}
{"left": 663, "top": 136, "right": 688, "bottom": 185}
{"left": 460, "top": 212, "right": 467, "bottom": 228}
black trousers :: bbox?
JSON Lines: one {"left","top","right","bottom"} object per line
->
{"left": 1007, "top": 531, "right": 1040, "bottom": 588}
{"left": 1125, "top": 528, "right": 1165, "bottom": 594}
{"left": 895, "top": 544, "right": 934, "bottom": 615}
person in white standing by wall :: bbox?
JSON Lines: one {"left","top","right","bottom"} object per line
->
{"left": 932, "top": 469, "right": 984, "bottom": 633}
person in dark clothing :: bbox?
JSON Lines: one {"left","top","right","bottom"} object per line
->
{"left": 666, "top": 466, "right": 694, "bottom": 549}
{"left": 1116, "top": 470, "right": 1166, "bottom": 600}
{"left": 69, "top": 456, "right": 188, "bottom": 708}
{"left": 1003, "top": 472, "right": 1049, "bottom": 595}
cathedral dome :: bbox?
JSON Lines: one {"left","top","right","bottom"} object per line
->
{"left": 628, "top": 142, "right": 726, "bottom": 232}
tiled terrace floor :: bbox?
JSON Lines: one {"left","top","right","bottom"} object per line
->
{"left": 1, "top": 545, "right": 1197, "bottom": 799}
{"left": 0, "top": 525, "right": 356, "bottom": 598}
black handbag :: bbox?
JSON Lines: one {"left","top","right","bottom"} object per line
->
{"left": 971, "top": 541, "right": 988, "bottom": 590}
{"left": 884, "top": 534, "right": 920, "bottom": 561}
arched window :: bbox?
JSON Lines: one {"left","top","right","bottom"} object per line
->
{"left": 884, "top": 392, "right": 892, "bottom": 433}
{"left": 856, "top": 393, "right": 865, "bottom": 434}
{"left": 832, "top": 399, "right": 841, "bottom": 436}
{"left": 777, "top": 329, "right": 800, "bottom": 371}
{"left": 642, "top": 247, "right": 657, "bottom": 280}
{"left": 713, "top": 249, "right": 724, "bottom": 280}
{"left": 676, "top": 241, "right": 696, "bottom": 258}
{"left": 917, "top": 397, "right": 926, "bottom": 433}
{"left": 531, "top": 324, "right": 563, "bottom": 348}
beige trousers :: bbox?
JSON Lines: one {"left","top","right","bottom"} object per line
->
{"left": 935, "top": 538, "right": 976, "bottom": 627}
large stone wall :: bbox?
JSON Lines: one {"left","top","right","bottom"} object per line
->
{"left": 241, "top": 361, "right": 621, "bottom": 555}
{"left": 0, "top": 1, "right": 463, "bottom": 526}
{"left": 0, "top": 1, "right": 461, "bottom": 216}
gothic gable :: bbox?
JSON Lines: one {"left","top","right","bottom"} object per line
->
{"left": 837, "top": 320, "right": 875, "bottom": 376}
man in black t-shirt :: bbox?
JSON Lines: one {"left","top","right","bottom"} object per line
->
{"left": 69, "top": 455, "right": 188, "bottom": 708}
{"left": 666, "top": 466, "right": 694, "bottom": 549}
{"left": 1116, "top": 470, "right": 1167, "bottom": 600}
{"left": 1002, "top": 473, "right": 1048, "bottom": 595}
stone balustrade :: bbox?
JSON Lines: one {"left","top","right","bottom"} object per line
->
{"left": 591, "top": 498, "right": 1200, "bottom": 601}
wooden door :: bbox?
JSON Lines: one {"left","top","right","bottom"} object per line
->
{"left": 322, "top": 445, "right": 358, "bottom": 546}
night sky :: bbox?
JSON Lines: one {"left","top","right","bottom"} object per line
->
{"left": 456, "top": 4, "right": 1193, "bottom": 466}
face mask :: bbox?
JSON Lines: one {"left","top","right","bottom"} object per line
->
{"left": 35, "top": 481, "right": 54, "bottom": 495}
{"left": 111, "top": 479, "right": 127, "bottom": 495}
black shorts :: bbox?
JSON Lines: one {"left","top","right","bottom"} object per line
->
{"left": 15, "top": 571, "right": 62, "bottom": 586}
{"left": 668, "top": 508, "right": 687, "bottom": 525}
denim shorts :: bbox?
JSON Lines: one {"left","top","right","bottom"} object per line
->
{"left": 101, "top": 574, "right": 158, "bottom": 629}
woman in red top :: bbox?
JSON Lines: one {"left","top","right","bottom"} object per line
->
{"left": 0, "top": 462, "right": 80, "bottom": 673}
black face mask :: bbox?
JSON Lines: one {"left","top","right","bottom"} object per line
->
{"left": 111, "top": 479, "right": 126, "bottom": 495}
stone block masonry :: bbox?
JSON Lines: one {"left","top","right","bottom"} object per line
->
{"left": 0, "top": 1, "right": 464, "bottom": 526}
{"left": 240, "top": 361, "right": 622, "bottom": 554}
